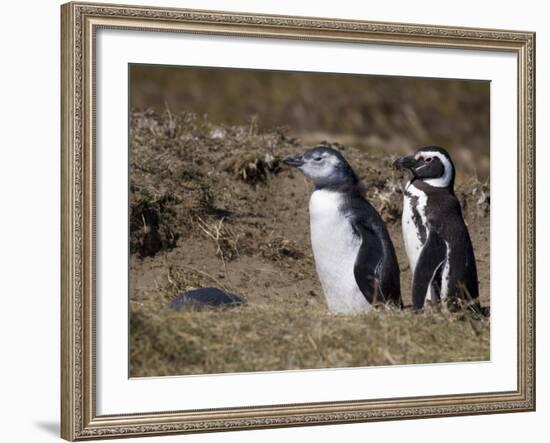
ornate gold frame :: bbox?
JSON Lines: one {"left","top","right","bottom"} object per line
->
{"left": 61, "top": 2, "right": 536, "bottom": 440}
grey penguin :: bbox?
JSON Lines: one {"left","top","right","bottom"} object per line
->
{"left": 393, "top": 146, "right": 479, "bottom": 311}
{"left": 283, "top": 145, "right": 401, "bottom": 314}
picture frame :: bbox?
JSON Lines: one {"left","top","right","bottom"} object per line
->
{"left": 61, "top": 1, "right": 536, "bottom": 440}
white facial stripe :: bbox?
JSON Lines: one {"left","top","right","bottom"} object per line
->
{"left": 418, "top": 151, "right": 453, "bottom": 188}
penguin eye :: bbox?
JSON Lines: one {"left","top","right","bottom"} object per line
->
{"left": 425, "top": 157, "right": 433, "bottom": 163}
{"left": 313, "top": 156, "right": 323, "bottom": 162}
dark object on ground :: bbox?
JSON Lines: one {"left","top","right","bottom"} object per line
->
{"left": 168, "top": 288, "right": 243, "bottom": 310}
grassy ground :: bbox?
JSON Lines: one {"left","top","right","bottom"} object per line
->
{"left": 131, "top": 301, "right": 489, "bottom": 377}
{"left": 129, "top": 108, "right": 490, "bottom": 377}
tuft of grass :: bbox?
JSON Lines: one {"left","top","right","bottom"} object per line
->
{"left": 222, "top": 153, "right": 282, "bottom": 184}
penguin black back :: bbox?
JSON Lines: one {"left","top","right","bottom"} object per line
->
{"left": 344, "top": 190, "right": 402, "bottom": 307}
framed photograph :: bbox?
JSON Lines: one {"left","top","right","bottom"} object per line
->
{"left": 61, "top": 1, "right": 535, "bottom": 440}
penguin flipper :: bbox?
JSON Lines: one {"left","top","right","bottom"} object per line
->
{"left": 352, "top": 222, "right": 385, "bottom": 305}
{"left": 412, "top": 232, "right": 447, "bottom": 310}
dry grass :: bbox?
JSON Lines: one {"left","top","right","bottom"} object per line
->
{"left": 130, "top": 298, "right": 489, "bottom": 377}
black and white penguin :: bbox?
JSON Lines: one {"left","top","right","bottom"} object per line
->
{"left": 393, "top": 146, "right": 479, "bottom": 311}
{"left": 284, "top": 146, "right": 401, "bottom": 314}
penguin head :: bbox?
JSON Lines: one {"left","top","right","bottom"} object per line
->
{"left": 393, "top": 146, "right": 455, "bottom": 189}
{"left": 283, "top": 145, "right": 359, "bottom": 190}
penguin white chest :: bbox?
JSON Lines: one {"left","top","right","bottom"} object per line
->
{"left": 308, "top": 190, "right": 371, "bottom": 314}
{"left": 402, "top": 184, "right": 450, "bottom": 302}
{"left": 402, "top": 184, "right": 428, "bottom": 273}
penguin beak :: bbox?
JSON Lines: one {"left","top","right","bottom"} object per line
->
{"left": 283, "top": 154, "right": 305, "bottom": 168}
{"left": 393, "top": 155, "right": 419, "bottom": 171}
